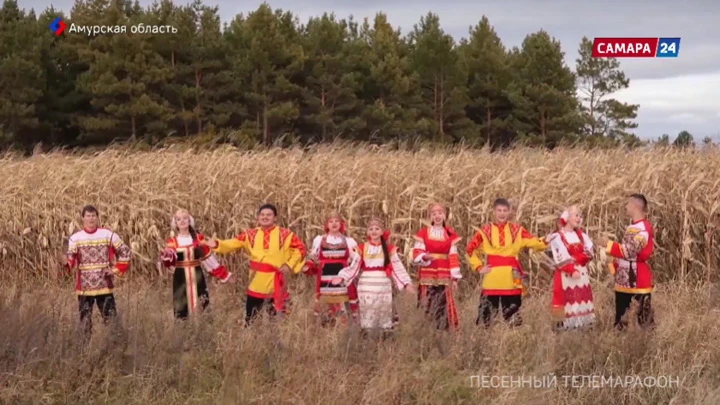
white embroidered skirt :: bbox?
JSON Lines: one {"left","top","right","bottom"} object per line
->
{"left": 357, "top": 271, "right": 394, "bottom": 330}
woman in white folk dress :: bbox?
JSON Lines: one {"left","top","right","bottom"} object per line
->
{"left": 331, "top": 217, "right": 416, "bottom": 332}
{"left": 546, "top": 206, "right": 596, "bottom": 330}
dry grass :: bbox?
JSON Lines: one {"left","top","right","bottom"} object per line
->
{"left": 2, "top": 142, "right": 720, "bottom": 403}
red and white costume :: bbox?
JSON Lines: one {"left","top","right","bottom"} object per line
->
{"left": 606, "top": 219, "right": 654, "bottom": 295}
{"left": 412, "top": 224, "right": 462, "bottom": 329}
{"left": 547, "top": 212, "right": 595, "bottom": 329}
{"left": 161, "top": 231, "right": 231, "bottom": 319}
{"left": 66, "top": 227, "right": 131, "bottom": 296}
{"left": 304, "top": 217, "right": 361, "bottom": 323}
{"left": 338, "top": 220, "right": 412, "bottom": 330}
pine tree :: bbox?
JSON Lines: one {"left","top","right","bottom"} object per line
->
{"left": 409, "top": 12, "right": 471, "bottom": 142}
{"left": 299, "top": 13, "right": 362, "bottom": 142}
{"left": 0, "top": 0, "right": 45, "bottom": 148}
{"left": 508, "top": 31, "right": 581, "bottom": 147}
{"left": 36, "top": 8, "right": 88, "bottom": 146}
{"left": 225, "top": 3, "right": 304, "bottom": 145}
{"left": 359, "top": 13, "right": 420, "bottom": 142}
{"left": 151, "top": 0, "right": 242, "bottom": 137}
{"left": 146, "top": 0, "right": 191, "bottom": 136}
{"left": 657, "top": 134, "right": 670, "bottom": 146}
{"left": 73, "top": 0, "right": 172, "bottom": 144}
{"left": 0, "top": 1, "right": 655, "bottom": 150}
{"left": 575, "top": 36, "right": 639, "bottom": 146}
{"left": 458, "top": 16, "right": 511, "bottom": 146}
{"left": 673, "top": 130, "right": 694, "bottom": 148}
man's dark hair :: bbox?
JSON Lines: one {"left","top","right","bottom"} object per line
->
{"left": 493, "top": 198, "right": 511, "bottom": 208}
{"left": 630, "top": 193, "right": 648, "bottom": 212}
{"left": 81, "top": 205, "right": 98, "bottom": 217}
{"left": 258, "top": 203, "right": 278, "bottom": 216}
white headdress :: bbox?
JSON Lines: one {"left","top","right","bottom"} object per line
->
{"left": 171, "top": 209, "right": 195, "bottom": 230}
{"left": 558, "top": 206, "right": 581, "bottom": 229}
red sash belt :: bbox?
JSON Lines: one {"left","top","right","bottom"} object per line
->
{"left": 319, "top": 258, "right": 347, "bottom": 265}
{"left": 250, "top": 261, "right": 277, "bottom": 273}
{"left": 176, "top": 260, "right": 201, "bottom": 267}
{"left": 486, "top": 255, "right": 523, "bottom": 276}
{"left": 250, "top": 261, "right": 288, "bottom": 312}
{"left": 427, "top": 259, "right": 450, "bottom": 268}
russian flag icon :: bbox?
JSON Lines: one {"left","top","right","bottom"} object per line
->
{"left": 49, "top": 17, "right": 66, "bottom": 36}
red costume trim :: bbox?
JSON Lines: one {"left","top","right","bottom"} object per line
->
{"left": 250, "top": 261, "right": 288, "bottom": 312}
{"left": 550, "top": 230, "right": 594, "bottom": 310}
{"left": 481, "top": 289, "right": 521, "bottom": 296}
{"left": 486, "top": 255, "right": 523, "bottom": 276}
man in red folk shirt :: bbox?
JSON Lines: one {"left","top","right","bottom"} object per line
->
{"left": 599, "top": 194, "right": 655, "bottom": 330}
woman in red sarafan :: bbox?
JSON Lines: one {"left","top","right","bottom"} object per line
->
{"left": 411, "top": 203, "right": 462, "bottom": 330}
{"left": 546, "top": 205, "right": 595, "bottom": 330}
{"left": 303, "top": 212, "right": 360, "bottom": 326}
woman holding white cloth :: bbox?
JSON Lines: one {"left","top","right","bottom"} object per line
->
{"left": 545, "top": 206, "right": 596, "bottom": 330}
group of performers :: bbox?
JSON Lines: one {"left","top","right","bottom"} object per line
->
{"left": 62, "top": 193, "right": 655, "bottom": 335}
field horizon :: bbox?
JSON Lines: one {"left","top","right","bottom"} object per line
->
{"left": 2, "top": 143, "right": 720, "bottom": 403}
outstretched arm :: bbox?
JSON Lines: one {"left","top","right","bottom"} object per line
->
{"left": 389, "top": 249, "right": 413, "bottom": 290}
{"left": 160, "top": 239, "right": 177, "bottom": 268}
{"left": 519, "top": 227, "right": 547, "bottom": 252}
{"left": 303, "top": 236, "right": 322, "bottom": 274}
{"left": 284, "top": 232, "right": 307, "bottom": 274}
{"left": 110, "top": 233, "right": 132, "bottom": 277}
{"left": 465, "top": 231, "right": 485, "bottom": 271}
{"left": 197, "top": 235, "right": 231, "bottom": 282}
{"left": 606, "top": 231, "right": 648, "bottom": 260}
{"left": 345, "top": 238, "right": 361, "bottom": 271}
{"left": 337, "top": 254, "right": 361, "bottom": 285}
{"left": 212, "top": 232, "right": 249, "bottom": 254}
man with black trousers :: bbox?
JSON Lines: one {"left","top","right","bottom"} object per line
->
{"left": 64, "top": 205, "right": 132, "bottom": 337}
{"left": 599, "top": 194, "right": 655, "bottom": 330}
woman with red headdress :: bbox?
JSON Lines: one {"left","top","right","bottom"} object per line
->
{"left": 412, "top": 203, "right": 462, "bottom": 330}
{"left": 546, "top": 205, "right": 596, "bottom": 330}
{"left": 303, "top": 212, "right": 360, "bottom": 325}
{"left": 331, "top": 217, "right": 416, "bottom": 331}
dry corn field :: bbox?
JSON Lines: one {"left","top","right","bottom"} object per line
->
{"left": 3, "top": 143, "right": 720, "bottom": 404}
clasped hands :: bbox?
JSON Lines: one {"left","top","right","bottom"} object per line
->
{"left": 201, "top": 238, "right": 218, "bottom": 249}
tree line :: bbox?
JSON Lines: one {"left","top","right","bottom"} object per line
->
{"left": 0, "top": 0, "right": 688, "bottom": 151}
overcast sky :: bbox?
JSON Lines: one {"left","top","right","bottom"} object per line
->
{"left": 21, "top": 0, "right": 720, "bottom": 140}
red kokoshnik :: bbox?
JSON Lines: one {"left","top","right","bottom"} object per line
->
{"left": 323, "top": 211, "right": 346, "bottom": 234}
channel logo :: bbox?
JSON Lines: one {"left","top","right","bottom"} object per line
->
{"left": 49, "top": 17, "right": 66, "bottom": 36}
{"left": 591, "top": 37, "right": 681, "bottom": 58}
